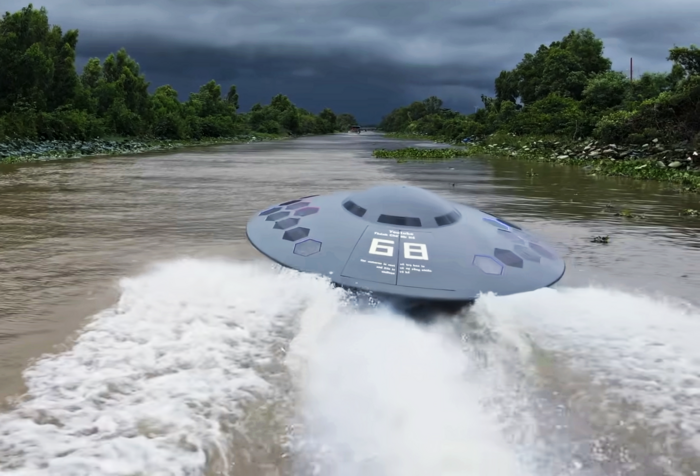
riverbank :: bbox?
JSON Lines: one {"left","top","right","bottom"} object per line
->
{"left": 375, "top": 133, "right": 700, "bottom": 194}
{"left": 0, "top": 133, "right": 294, "bottom": 165}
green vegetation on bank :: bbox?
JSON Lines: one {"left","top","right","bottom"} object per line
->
{"left": 376, "top": 29, "right": 700, "bottom": 189}
{"left": 0, "top": 4, "right": 359, "bottom": 163}
{"left": 0, "top": 134, "right": 285, "bottom": 164}
{"left": 373, "top": 138, "right": 700, "bottom": 192}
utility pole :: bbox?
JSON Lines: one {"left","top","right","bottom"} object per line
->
{"left": 630, "top": 57, "right": 633, "bottom": 82}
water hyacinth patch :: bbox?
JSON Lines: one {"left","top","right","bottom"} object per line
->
{"left": 373, "top": 141, "right": 700, "bottom": 193}
{"left": 0, "top": 135, "right": 281, "bottom": 165}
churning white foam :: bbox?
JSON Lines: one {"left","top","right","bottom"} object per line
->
{"left": 0, "top": 259, "right": 343, "bottom": 475}
{"left": 0, "top": 258, "right": 537, "bottom": 476}
{"left": 0, "top": 259, "right": 532, "bottom": 476}
{"left": 292, "top": 310, "right": 535, "bottom": 476}
{"left": 473, "top": 286, "right": 700, "bottom": 452}
{"left": 6, "top": 257, "right": 698, "bottom": 476}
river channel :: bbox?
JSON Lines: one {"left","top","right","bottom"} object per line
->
{"left": 0, "top": 132, "right": 699, "bottom": 475}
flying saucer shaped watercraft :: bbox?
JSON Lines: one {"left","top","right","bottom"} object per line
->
{"left": 246, "top": 185, "right": 566, "bottom": 302}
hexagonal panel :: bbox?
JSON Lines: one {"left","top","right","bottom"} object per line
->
{"left": 283, "top": 227, "right": 310, "bottom": 241}
{"left": 259, "top": 207, "right": 282, "bottom": 216}
{"left": 482, "top": 217, "right": 509, "bottom": 230}
{"left": 295, "top": 207, "right": 319, "bottom": 217}
{"left": 279, "top": 199, "right": 300, "bottom": 206}
{"left": 266, "top": 211, "right": 290, "bottom": 221}
{"left": 294, "top": 239, "right": 322, "bottom": 256}
{"left": 285, "top": 201, "right": 310, "bottom": 210}
{"left": 513, "top": 244, "right": 541, "bottom": 263}
{"left": 274, "top": 218, "right": 300, "bottom": 229}
{"left": 497, "top": 229, "right": 526, "bottom": 244}
{"left": 494, "top": 248, "right": 523, "bottom": 268}
{"left": 529, "top": 242, "right": 555, "bottom": 260}
{"left": 473, "top": 255, "right": 503, "bottom": 275}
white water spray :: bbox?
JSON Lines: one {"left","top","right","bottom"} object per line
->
{"left": 291, "top": 309, "right": 535, "bottom": 476}
{"left": 0, "top": 259, "right": 337, "bottom": 475}
{"left": 2, "top": 259, "right": 700, "bottom": 475}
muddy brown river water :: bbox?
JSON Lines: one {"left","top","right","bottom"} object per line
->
{"left": 1, "top": 132, "right": 699, "bottom": 475}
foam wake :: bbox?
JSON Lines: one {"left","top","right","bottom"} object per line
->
{"left": 0, "top": 259, "right": 343, "bottom": 475}
{"left": 472, "top": 287, "right": 700, "bottom": 472}
{"left": 289, "top": 309, "right": 536, "bottom": 476}
{"left": 4, "top": 258, "right": 698, "bottom": 475}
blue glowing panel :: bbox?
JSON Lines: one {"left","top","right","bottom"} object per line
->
{"left": 295, "top": 207, "right": 319, "bottom": 217}
{"left": 283, "top": 227, "right": 310, "bottom": 241}
{"left": 274, "top": 218, "right": 300, "bottom": 230}
{"left": 494, "top": 248, "right": 524, "bottom": 268}
{"left": 294, "top": 239, "right": 322, "bottom": 256}
{"left": 266, "top": 211, "right": 290, "bottom": 221}
{"left": 286, "top": 201, "right": 310, "bottom": 210}
{"left": 473, "top": 255, "right": 503, "bottom": 275}
{"left": 259, "top": 207, "right": 282, "bottom": 216}
{"left": 493, "top": 216, "right": 522, "bottom": 230}
{"left": 483, "top": 217, "right": 509, "bottom": 230}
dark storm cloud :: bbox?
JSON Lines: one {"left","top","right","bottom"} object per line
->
{"left": 6, "top": 0, "right": 700, "bottom": 122}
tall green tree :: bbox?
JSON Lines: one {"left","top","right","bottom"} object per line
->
{"left": 379, "top": 29, "right": 700, "bottom": 145}
{"left": 667, "top": 45, "right": 700, "bottom": 77}
{"left": 336, "top": 113, "right": 358, "bottom": 130}
{"left": 0, "top": 4, "right": 80, "bottom": 113}
{"left": 0, "top": 4, "right": 356, "bottom": 141}
{"left": 226, "top": 85, "right": 239, "bottom": 111}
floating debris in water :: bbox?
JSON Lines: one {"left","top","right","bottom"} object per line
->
{"left": 600, "top": 204, "right": 645, "bottom": 219}
{"left": 614, "top": 209, "right": 646, "bottom": 219}
{"left": 591, "top": 235, "right": 610, "bottom": 244}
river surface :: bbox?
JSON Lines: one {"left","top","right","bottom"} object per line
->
{"left": 0, "top": 132, "right": 699, "bottom": 475}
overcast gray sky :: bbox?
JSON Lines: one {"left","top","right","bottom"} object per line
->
{"left": 7, "top": 0, "right": 699, "bottom": 122}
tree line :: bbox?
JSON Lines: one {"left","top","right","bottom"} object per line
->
{"left": 379, "top": 29, "right": 700, "bottom": 146}
{"left": 0, "top": 4, "right": 359, "bottom": 142}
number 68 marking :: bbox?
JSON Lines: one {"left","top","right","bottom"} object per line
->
{"left": 368, "top": 238, "right": 429, "bottom": 260}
